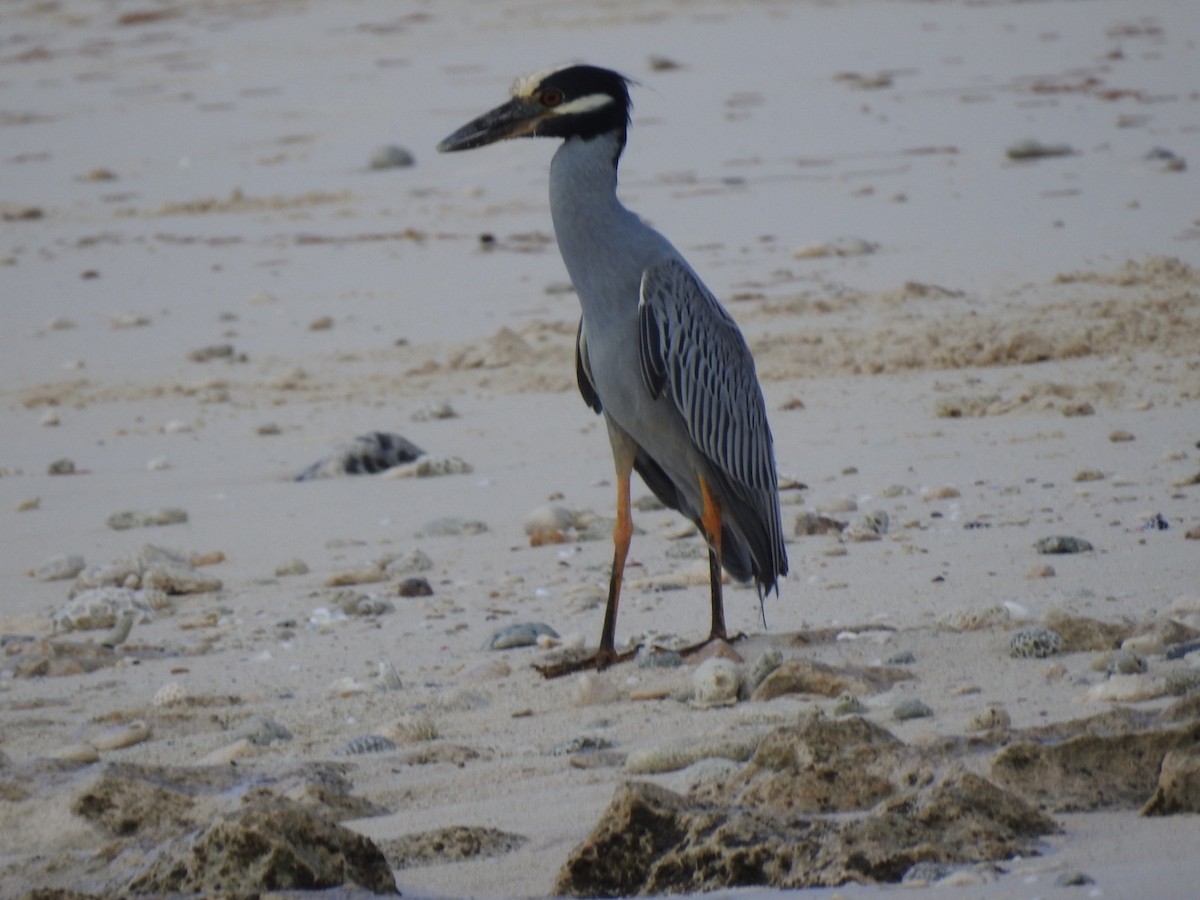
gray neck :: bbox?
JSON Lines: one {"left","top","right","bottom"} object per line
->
{"left": 548, "top": 132, "right": 668, "bottom": 316}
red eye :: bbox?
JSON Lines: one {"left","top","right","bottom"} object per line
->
{"left": 540, "top": 88, "right": 564, "bottom": 108}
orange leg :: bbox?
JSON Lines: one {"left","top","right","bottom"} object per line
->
{"left": 596, "top": 464, "right": 633, "bottom": 665}
{"left": 698, "top": 475, "right": 728, "bottom": 642}
{"left": 535, "top": 424, "right": 640, "bottom": 678}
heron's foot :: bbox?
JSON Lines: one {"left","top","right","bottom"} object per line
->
{"left": 533, "top": 645, "right": 640, "bottom": 679}
{"left": 679, "top": 631, "right": 746, "bottom": 658}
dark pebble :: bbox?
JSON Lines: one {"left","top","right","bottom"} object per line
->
{"left": 398, "top": 577, "right": 433, "bottom": 597}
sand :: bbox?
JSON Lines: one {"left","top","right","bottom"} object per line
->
{"left": 2, "top": 0, "right": 1199, "bottom": 897}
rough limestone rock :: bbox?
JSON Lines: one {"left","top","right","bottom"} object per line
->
{"left": 127, "top": 795, "right": 397, "bottom": 894}
{"left": 70, "top": 544, "right": 221, "bottom": 596}
{"left": 698, "top": 715, "right": 904, "bottom": 814}
{"left": 1142, "top": 748, "right": 1200, "bottom": 816}
{"left": 554, "top": 773, "right": 1054, "bottom": 895}
{"left": 1042, "top": 610, "right": 1133, "bottom": 652}
{"left": 991, "top": 722, "right": 1200, "bottom": 812}
{"left": 751, "top": 659, "right": 913, "bottom": 702}
{"left": 380, "top": 825, "right": 528, "bottom": 869}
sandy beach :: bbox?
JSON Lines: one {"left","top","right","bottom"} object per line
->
{"left": 2, "top": 0, "right": 1199, "bottom": 897}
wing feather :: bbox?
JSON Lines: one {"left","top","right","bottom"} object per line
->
{"left": 638, "top": 258, "right": 787, "bottom": 593}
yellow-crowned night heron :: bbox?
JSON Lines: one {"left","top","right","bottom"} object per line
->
{"left": 438, "top": 65, "right": 787, "bottom": 675}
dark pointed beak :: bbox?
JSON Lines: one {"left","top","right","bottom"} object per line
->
{"left": 437, "top": 97, "right": 544, "bottom": 153}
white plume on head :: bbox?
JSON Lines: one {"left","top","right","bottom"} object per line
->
{"left": 510, "top": 65, "right": 564, "bottom": 99}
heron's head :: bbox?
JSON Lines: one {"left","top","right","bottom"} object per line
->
{"left": 437, "top": 64, "right": 633, "bottom": 153}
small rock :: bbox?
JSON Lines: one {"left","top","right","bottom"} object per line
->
{"left": 550, "top": 736, "right": 616, "bottom": 756}
{"left": 846, "top": 510, "right": 889, "bottom": 540}
{"left": 794, "top": 511, "right": 845, "bottom": 536}
{"left": 1055, "top": 871, "right": 1096, "bottom": 887}
{"left": 383, "top": 548, "right": 434, "bottom": 576}
{"left": 573, "top": 672, "right": 622, "bottom": 706}
{"left": 892, "top": 699, "right": 934, "bottom": 721}
{"left": 91, "top": 720, "right": 151, "bottom": 751}
{"left": 375, "top": 660, "right": 403, "bottom": 691}
{"left": 153, "top": 682, "right": 188, "bottom": 708}
{"left": 1081, "top": 674, "right": 1167, "bottom": 703}
{"left": 387, "top": 455, "right": 473, "bottom": 478}
{"left": 410, "top": 400, "right": 457, "bottom": 420}
{"left": 346, "top": 594, "right": 395, "bottom": 616}
{"left": 525, "top": 504, "right": 577, "bottom": 545}
{"left": 397, "top": 577, "right": 433, "bottom": 597}
{"left": 370, "top": 144, "right": 415, "bottom": 170}
{"left": 692, "top": 657, "right": 742, "bottom": 708}
{"left": 383, "top": 714, "right": 438, "bottom": 744}
{"left": 53, "top": 587, "right": 157, "bottom": 632}
{"left": 234, "top": 720, "right": 292, "bottom": 748}
{"left": 47, "top": 458, "right": 76, "bottom": 475}
{"left": 752, "top": 659, "right": 913, "bottom": 701}
{"left": 199, "top": 738, "right": 254, "bottom": 766}
{"left": 324, "top": 566, "right": 387, "bottom": 587}
{"left": 966, "top": 706, "right": 1012, "bottom": 732}
{"left": 486, "top": 622, "right": 558, "bottom": 650}
{"left": 832, "top": 693, "right": 867, "bottom": 715}
{"left": 45, "top": 742, "right": 101, "bottom": 764}
{"left": 1107, "top": 650, "right": 1148, "bottom": 676}
{"left": 187, "top": 343, "right": 236, "bottom": 362}
{"left": 1143, "top": 147, "right": 1186, "bottom": 173}
{"left": 922, "top": 485, "right": 961, "bottom": 501}
{"left": 336, "top": 734, "right": 397, "bottom": 756}
{"left": 1073, "top": 469, "right": 1105, "bottom": 482}
{"left": 647, "top": 55, "right": 683, "bottom": 72}
{"left": 624, "top": 734, "right": 761, "bottom": 775}
{"left": 1010, "top": 627, "right": 1062, "bottom": 659}
{"left": 100, "top": 610, "right": 136, "bottom": 647}
{"left": 1026, "top": 564, "right": 1056, "bottom": 578}
{"left": 1109, "top": 429, "right": 1136, "bottom": 443}
{"left": 1006, "top": 139, "right": 1074, "bottom": 160}
{"left": 1136, "top": 512, "right": 1169, "bottom": 532}
{"left": 1033, "top": 535, "right": 1093, "bottom": 554}
{"left": 418, "top": 516, "right": 488, "bottom": 538}
{"left": 106, "top": 507, "right": 188, "bottom": 530}
{"left": 748, "top": 649, "right": 783, "bottom": 688}
{"left": 275, "top": 558, "right": 309, "bottom": 577}
{"left": 637, "top": 647, "right": 684, "bottom": 669}
{"left": 296, "top": 432, "right": 423, "bottom": 480}
{"left": 32, "top": 552, "right": 86, "bottom": 581}
{"left": 793, "top": 237, "right": 878, "bottom": 259}
{"left": 886, "top": 651, "right": 916, "bottom": 666}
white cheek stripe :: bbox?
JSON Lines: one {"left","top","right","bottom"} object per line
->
{"left": 552, "top": 93, "right": 614, "bottom": 116}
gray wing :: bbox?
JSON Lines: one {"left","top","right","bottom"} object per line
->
{"left": 575, "top": 318, "right": 602, "bottom": 414}
{"left": 638, "top": 258, "right": 787, "bottom": 592}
